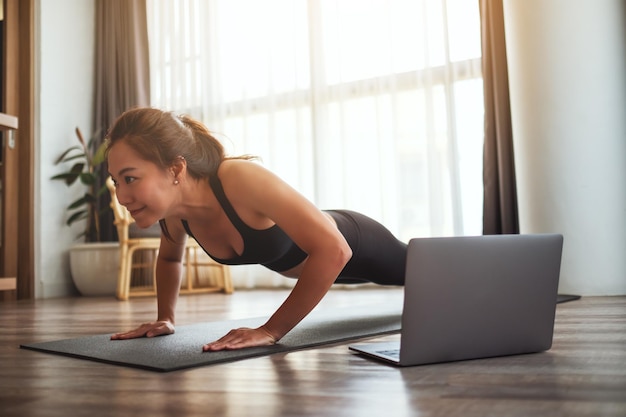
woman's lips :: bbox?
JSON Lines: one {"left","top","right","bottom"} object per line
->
{"left": 129, "top": 207, "right": 145, "bottom": 218}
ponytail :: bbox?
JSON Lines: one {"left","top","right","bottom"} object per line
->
{"left": 176, "top": 114, "right": 225, "bottom": 178}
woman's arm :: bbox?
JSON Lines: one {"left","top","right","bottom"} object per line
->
{"left": 203, "top": 161, "right": 352, "bottom": 350}
{"left": 155, "top": 233, "right": 186, "bottom": 325}
{"left": 111, "top": 220, "right": 187, "bottom": 340}
{"left": 262, "top": 237, "right": 351, "bottom": 338}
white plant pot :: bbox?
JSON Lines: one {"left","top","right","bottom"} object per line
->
{"left": 69, "top": 242, "right": 120, "bottom": 296}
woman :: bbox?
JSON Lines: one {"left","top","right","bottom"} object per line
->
{"left": 107, "top": 107, "right": 407, "bottom": 352}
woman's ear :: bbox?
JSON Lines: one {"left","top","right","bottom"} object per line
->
{"left": 170, "top": 155, "right": 187, "bottom": 183}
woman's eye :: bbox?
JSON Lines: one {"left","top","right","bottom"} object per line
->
{"left": 124, "top": 176, "right": 135, "bottom": 184}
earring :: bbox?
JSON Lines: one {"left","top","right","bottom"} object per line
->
{"left": 174, "top": 179, "right": 179, "bottom": 185}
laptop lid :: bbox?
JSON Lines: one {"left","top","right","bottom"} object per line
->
{"left": 351, "top": 233, "right": 563, "bottom": 366}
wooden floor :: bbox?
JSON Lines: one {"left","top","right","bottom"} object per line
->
{"left": 1, "top": 288, "right": 625, "bottom": 417}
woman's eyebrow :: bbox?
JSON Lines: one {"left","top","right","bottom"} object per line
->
{"left": 114, "top": 167, "right": 137, "bottom": 177}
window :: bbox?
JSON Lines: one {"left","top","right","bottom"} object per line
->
{"left": 147, "top": 0, "right": 484, "bottom": 241}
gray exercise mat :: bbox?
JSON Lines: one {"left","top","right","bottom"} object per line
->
{"left": 20, "top": 304, "right": 401, "bottom": 372}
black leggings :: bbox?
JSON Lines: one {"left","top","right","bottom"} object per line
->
{"left": 325, "top": 210, "right": 407, "bottom": 286}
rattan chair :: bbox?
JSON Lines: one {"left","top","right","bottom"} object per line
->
{"left": 106, "top": 177, "right": 233, "bottom": 301}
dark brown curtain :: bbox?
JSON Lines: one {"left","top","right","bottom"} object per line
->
{"left": 480, "top": 0, "right": 519, "bottom": 235}
{"left": 93, "top": 0, "right": 150, "bottom": 241}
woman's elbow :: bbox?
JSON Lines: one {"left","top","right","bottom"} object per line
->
{"left": 333, "top": 239, "right": 353, "bottom": 271}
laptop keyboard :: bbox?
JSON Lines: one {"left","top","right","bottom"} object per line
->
{"left": 376, "top": 349, "right": 400, "bottom": 359}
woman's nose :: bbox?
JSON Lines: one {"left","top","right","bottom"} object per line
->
{"left": 114, "top": 186, "right": 132, "bottom": 207}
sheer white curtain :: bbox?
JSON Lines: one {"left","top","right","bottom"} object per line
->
{"left": 147, "top": 0, "right": 484, "bottom": 288}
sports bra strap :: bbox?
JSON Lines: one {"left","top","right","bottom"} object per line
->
{"left": 208, "top": 175, "right": 251, "bottom": 232}
{"left": 181, "top": 219, "right": 194, "bottom": 237}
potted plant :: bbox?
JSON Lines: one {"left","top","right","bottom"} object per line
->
{"left": 52, "top": 127, "right": 119, "bottom": 296}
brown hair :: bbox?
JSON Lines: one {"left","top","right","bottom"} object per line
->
{"left": 106, "top": 107, "right": 254, "bottom": 179}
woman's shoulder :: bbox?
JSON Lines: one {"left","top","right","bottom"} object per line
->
{"left": 217, "top": 159, "right": 290, "bottom": 204}
{"left": 218, "top": 158, "right": 264, "bottom": 174}
{"left": 218, "top": 159, "right": 276, "bottom": 187}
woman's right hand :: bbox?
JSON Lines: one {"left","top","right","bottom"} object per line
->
{"left": 110, "top": 321, "right": 175, "bottom": 340}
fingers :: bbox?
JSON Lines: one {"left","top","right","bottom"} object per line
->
{"left": 110, "top": 321, "right": 175, "bottom": 340}
{"left": 202, "top": 327, "right": 276, "bottom": 352}
{"left": 202, "top": 329, "right": 245, "bottom": 351}
{"left": 111, "top": 326, "right": 146, "bottom": 340}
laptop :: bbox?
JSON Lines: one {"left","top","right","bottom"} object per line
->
{"left": 349, "top": 233, "right": 563, "bottom": 366}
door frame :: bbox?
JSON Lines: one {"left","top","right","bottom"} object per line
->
{"left": 1, "top": 0, "right": 35, "bottom": 300}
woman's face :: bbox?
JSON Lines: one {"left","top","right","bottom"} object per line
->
{"left": 107, "top": 141, "right": 176, "bottom": 228}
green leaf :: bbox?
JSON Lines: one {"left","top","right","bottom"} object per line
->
{"left": 54, "top": 146, "right": 83, "bottom": 164}
{"left": 66, "top": 210, "right": 88, "bottom": 226}
{"left": 83, "top": 193, "right": 97, "bottom": 203}
{"left": 69, "top": 162, "right": 85, "bottom": 173}
{"left": 51, "top": 173, "right": 77, "bottom": 181}
{"left": 57, "top": 163, "right": 85, "bottom": 186}
{"left": 92, "top": 142, "right": 108, "bottom": 166}
{"left": 61, "top": 153, "right": 89, "bottom": 164}
{"left": 79, "top": 172, "right": 97, "bottom": 186}
{"left": 67, "top": 196, "right": 87, "bottom": 210}
{"left": 75, "top": 127, "right": 87, "bottom": 150}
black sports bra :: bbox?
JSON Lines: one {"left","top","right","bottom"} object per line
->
{"left": 181, "top": 175, "right": 308, "bottom": 272}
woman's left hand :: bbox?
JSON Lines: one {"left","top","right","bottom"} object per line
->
{"left": 202, "top": 326, "right": 277, "bottom": 352}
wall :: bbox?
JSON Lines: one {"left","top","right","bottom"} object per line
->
{"left": 36, "top": 0, "right": 96, "bottom": 297}
{"left": 503, "top": 0, "right": 626, "bottom": 295}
